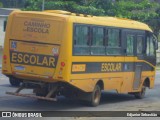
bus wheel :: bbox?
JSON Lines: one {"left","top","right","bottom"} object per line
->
{"left": 134, "top": 84, "right": 146, "bottom": 99}
{"left": 89, "top": 85, "right": 101, "bottom": 107}
{"left": 9, "top": 77, "right": 21, "bottom": 87}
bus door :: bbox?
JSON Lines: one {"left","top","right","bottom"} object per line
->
{"left": 123, "top": 31, "right": 137, "bottom": 91}
{"left": 133, "top": 34, "right": 145, "bottom": 89}
{"left": 133, "top": 32, "right": 157, "bottom": 90}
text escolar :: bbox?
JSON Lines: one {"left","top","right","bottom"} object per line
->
{"left": 11, "top": 52, "right": 56, "bottom": 68}
{"left": 101, "top": 63, "right": 122, "bottom": 72}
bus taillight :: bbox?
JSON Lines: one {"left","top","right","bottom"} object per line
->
{"left": 3, "top": 55, "right": 7, "bottom": 64}
{"left": 61, "top": 62, "right": 65, "bottom": 67}
{"left": 3, "top": 55, "right": 7, "bottom": 60}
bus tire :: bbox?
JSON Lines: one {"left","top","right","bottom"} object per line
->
{"left": 9, "top": 77, "right": 21, "bottom": 87}
{"left": 88, "top": 85, "right": 101, "bottom": 107}
{"left": 134, "top": 84, "right": 146, "bottom": 99}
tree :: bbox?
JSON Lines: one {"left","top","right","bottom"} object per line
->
{"left": 23, "top": 0, "right": 160, "bottom": 37}
{"left": 92, "top": 0, "right": 160, "bottom": 38}
{"left": 0, "top": 2, "right": 3, "bottom": 7}
{"left": 0, "top": 0, "right": 26, "bottom": 8}
{"left": 148, "top": 7, "right": 160, "bottom": 40}
{"left": 24, "top": 0, "right": 105, "bottom": 15}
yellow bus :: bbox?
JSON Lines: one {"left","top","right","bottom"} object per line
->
{"left": 2, "top": 10, "right": 158, "bottom": 106}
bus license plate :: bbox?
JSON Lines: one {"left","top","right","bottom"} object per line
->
{"left": 14, "top": 66, "right": 25, "bottom": 71}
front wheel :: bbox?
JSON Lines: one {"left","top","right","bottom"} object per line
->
{"left": 134, "top": 85, "right": 146, "bottom": 99}
{"left": 88, "top": 85, "right": 101, "bottom": 107}
{"left": 9, "top": 77, "right": 21, "bottom": 87}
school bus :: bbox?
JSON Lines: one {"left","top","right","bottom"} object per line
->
{"left": 2, "top": 10, "right": 158, "bottom": 106}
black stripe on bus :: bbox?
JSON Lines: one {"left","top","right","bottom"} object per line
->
{"left": 71, "top": 62, "right": 154, "bottom": 74}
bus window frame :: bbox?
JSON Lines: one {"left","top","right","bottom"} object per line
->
{"left": 73, "top": 23, "right": 146, "bottom": 57}
{"left": 122, "top": 29, "right": 145, "bottom": 57}
{"left": 73, "top": 23, "right": 124, "bottom": 56}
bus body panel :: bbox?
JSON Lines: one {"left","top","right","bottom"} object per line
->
{"left": 69, "top": 55, "right": 155, "bottom": 92}
{"left": 2, "top": 11, "right": 70, "bottom": 82}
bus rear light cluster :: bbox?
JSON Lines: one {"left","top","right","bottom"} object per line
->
{"left": 2, "top": 70, "right": 8, "bottom": 72}
{"left": 59, "top": 62, "right": 65, "bottom": 75}
{"left": 3, "top": 55, "right": 7, "bottom": 60}
{"left": 61, "top": 62, "right": 65, "bottom": 67}
{"left": 3, "top": 55, "right": 7, "bottom": 64}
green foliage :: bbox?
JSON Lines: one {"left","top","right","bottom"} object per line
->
{"left": 44, "top": 1, "right": 104, "bottom": 15}
{"left": 24, "top": 0, "right": 105, "bottom": 15}
{"left": 24, "top": 0, "right": 159, "bottom": 20}
{"left": 0, "top": 2, "right": 3, "bottom": 7}
{"left": 0, "top": 0, "right": 26, "bottom": 8}
{"left": 24, "top": 0, "right": 42, "bottom": 11}
{"left": 93, "top": 0, "right": 160, "bottom": 36}
{"left": 24, "top": 0, "right": 160, "bottom": 36}
{"left": 92, "top": 0, "right": 159, "bottom": 21}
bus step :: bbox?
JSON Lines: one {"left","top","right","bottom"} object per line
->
{"left": 6, "top": 92, "right": 57, "bottom": 101}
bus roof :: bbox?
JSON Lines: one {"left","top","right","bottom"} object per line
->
{"left": 72, "top": 16, "right": 152, "bottom": 32}
{"left": 13, "top": 10, "right": 153, "bottom": 32}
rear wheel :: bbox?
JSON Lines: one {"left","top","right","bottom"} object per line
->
{"left": 134, "top": 84, "right": 146, "bottom": 99}
{"left": 88, "top": 85, "right": 101, "bottom": 107}
{"left": 9, "top": 77, "right": 21, "bottom": 87}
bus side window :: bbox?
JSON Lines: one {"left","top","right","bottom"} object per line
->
{"left": 108, "top": 29, "right": 120, "bottom": 47}
{"left": 137, "top": 36, "right": 143, "bottom": 55}
{"left": 146, "top": 35, "right": 156, "bottom": 57}
{"left": 126, "top": 34, "right": 134, "bottom": 56}
{"left": 73, "top": 25, "right": 90, "bottom": 55}
{"left": 91, "top": 27, "right": 105, "bottom": 55}
{"left": 146, "top": 37, "right": 150, "bottom": 56}
{"left": 107, "top": 29, "right": 121, "bottom": 55}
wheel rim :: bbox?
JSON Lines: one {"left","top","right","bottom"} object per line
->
{"left": 141, "top": 86, "right": 146, "bottom": 96}
{"left": 94, "top": 89, "right": 100, "bottom": 103}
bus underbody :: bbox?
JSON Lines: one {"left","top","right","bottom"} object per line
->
{"left": 5, "top": 74, "right": 149, "bottom": 107}
{"left": 6, "top": 76, "right": 91, "bottom": 102}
